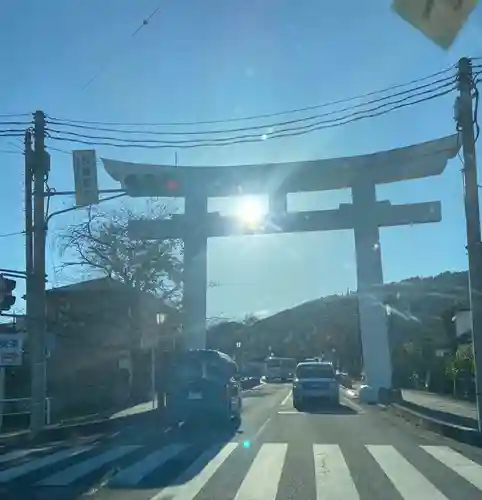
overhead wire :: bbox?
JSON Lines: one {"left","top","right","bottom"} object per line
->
{"left": 80, "top": 3, "right": 163, "bottom": 92}
{"left": 49, "top": 76, "right": 456, "bottom": 137}
{"left": 0, "top": 130, "right": 30, "bottom": 137}
{"left": 0, "top": 231, "right": 25, "bottom": 238}
{"left": 0, "top": 113, "right": 31, "bottom": 118}
{"left": 47, "top": 79, "right": 457, "bottom": 149}
{"left": 54, "top": 64, "right": 457, "bottom": 127}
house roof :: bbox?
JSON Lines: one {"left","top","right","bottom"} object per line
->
{"left": 47, "top": 277, "right": 130, "bottom": 293}
{"left": 46, "top": 277, "right": 179, "bottom": 315}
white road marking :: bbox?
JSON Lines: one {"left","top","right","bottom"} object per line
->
{"left": 234, "top": 443, "right": 287, "bottom": 500}
{"left": 253, "top": 417, "right": 271, "bottom": 441}
{"left": 367, "top": 445, "right": 449, "bottom": 500}
{"left": 422, "top": 445, "right": 482, "bottom": 491}
{"left": 281, "top": 390, "right": 292, "bottom": 406}
{"left": 109, "top": 444, "right": 188, "bottom": 487}
{"left": 38, "top": 445, "right": 139, "bottom": 486}
{"left": 313, "top": 444, "right": 359, "bottom": 500}
{"left": 0, "top": 446, "right": 92, "bottom": 482}
{"left": 277, "top": 410, "right": 300, "bottom": 415}
{"left": 151, "top": 442, "right": 237, "bottom": 500}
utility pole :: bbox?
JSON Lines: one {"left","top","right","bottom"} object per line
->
{"left": 25, "top": 129, "right": 33, "bottom": 337}
{"left": 30, "top": 111, "right": 48, "bottom": 435}
{"left": 457, "top": 58, "right": 482, "bottom": 432}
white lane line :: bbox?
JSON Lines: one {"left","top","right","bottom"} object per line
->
{"left": 253, "top": 417, "right": 271, "bottom": 441}
{"left": 422, "top": 446, "right": 482, "bottom": 491}
{"left": 109, "top": 444, "right": 188, "bottom": 487}
{"left": 234, "top": 443, "right": 287, "bottom": 500}
{"left": 0, "top": 446, "right": 92, "bottom": 482}
{"left": 38, "top": 445, "right": 139, "bottom": 486}
{"left": 313, "top": 444, "right": 359, "bottom": 500}
{"left": 151, "top": 442, "right": 238, "bottom": 500}
{"left": 277, "top": 411, "right": 300, "bottom": 415}
{"left": 281, "top": 390, "right": 292, "bottom": 406}
{"left": 367, "top": 445, "right": 449, "bottom": 500}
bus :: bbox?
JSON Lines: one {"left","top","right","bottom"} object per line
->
{"left": 265, "top": 357, "right": 297, "bottom": 382}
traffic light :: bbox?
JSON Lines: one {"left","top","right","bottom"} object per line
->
{"left": 102, "top": 159, "right": 184, "bottom": 197}
{"left": 0, "top": 275, "right": 16, "bottom": 311}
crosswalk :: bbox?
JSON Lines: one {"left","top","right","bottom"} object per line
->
{"left": 1, "top": 440, "right": 482, "bottom": 499}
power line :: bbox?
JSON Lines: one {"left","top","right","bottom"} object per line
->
{"left": 49, "top": 76, "right": 456, "bottom": 137}
{"left": 0, "top": 121, "right": 33, "bottom": 127}
{"left": 50, "top": 79, "right": 455, "bottom": 144}
{"left": 0, "top": 149, "right": 22, "bottom": 155}
{"left": 47, "top": 82, "right": 456, "bottom": 149}
{"left": 0, "top": 231, "right": 25, "bottom": 238}
{"left": 0, "top": 113, "right": 31, "bottom": 118}
{"left": 0, "top": 130, "right": 29, "bottom": 137}
{"left": 57, "top": 64, "right": 456, "bottom": 127}
{"left": 81, "top": 3, "right": 164, "bottom": 92}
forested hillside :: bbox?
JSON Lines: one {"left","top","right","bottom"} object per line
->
{"left": 207, "top": 271, "right": 470, "bottom": 390}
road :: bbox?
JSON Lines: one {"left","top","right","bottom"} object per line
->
{"left": 2, "top": 383, "right": 482, "bottom": 499}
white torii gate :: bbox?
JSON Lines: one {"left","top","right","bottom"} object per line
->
{"left": 103, "top": 134, "right": 460, "bottom": 395}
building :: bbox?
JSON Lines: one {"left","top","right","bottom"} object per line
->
{"left": 454, "top": 309, "right": 472, "bottom": 345}
{"left": 45, "top": 277, "right": 179, "bottom": 417}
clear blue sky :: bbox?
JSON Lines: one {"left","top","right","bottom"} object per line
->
{"left": 1, "top": 0, "right": 482, "bottom": 321}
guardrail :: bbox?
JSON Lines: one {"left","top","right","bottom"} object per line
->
{"left": 0, "top": 397, "right": 52, "bottom": 430}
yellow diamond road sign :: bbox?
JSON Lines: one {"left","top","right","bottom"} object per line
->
{"left": 392, "top": 0, "right": 478, "bottom": 50}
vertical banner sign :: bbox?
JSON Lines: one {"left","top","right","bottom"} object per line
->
{"left": 0, "top": 334, "right": 24, "bottom": 367}
{"left": 392, "top": 0, "right": 478, "bottom": 50}
{"left": 72, "top": 150, "right": 99, "bottom": 207}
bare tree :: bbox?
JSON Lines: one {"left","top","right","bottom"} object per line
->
{"left": 57, "top": 200, "right": 182, "bottom": 306}
{"left": 242, "top": 313, "right": 260, "bottom": 327}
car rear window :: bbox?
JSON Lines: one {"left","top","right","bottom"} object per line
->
{"left": 170, "top": 353, "right": 235, "bottom": 383}
{"left": 296, "top": 364, "right": 335, "bottom": 379}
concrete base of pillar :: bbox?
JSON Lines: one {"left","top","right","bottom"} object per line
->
{"left": 359, "top": 385, "right": 402, "bottom": 404}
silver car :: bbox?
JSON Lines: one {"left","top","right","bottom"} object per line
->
{"left": 292, "top": 361, "right": 339, "bottom": 409}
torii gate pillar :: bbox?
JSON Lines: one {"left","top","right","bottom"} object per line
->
{"left": 182, "top": 194, "right": 208, "bottom": 350}
{"left": 352, "top": 178, "right": 392, "bottom": 392}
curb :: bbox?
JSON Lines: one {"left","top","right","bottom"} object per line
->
{"left": 388, "top": 402, "right": 482, "bottom": 447}
{"left": 0, "top": 383, "right": 263, "bottom": 449}
{"left": 0, "top": 407, "right": 161, "bottom": 449}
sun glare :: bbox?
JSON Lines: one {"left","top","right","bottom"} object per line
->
{"left": 236, "top": 197, "right": 265, "bottom": 227}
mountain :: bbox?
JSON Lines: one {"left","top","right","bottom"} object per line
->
{"left": 207, "top": 271, "right": 469, "bottom": 378}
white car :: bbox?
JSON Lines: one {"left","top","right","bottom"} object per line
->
{"left": 292, "top": 361, "right": 340, "bottom": 409}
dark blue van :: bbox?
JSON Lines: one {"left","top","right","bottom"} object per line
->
{"left": 160, "top": 349, "right": 242, "bottom": 426}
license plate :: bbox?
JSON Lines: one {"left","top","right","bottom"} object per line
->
{"left": 309, "top": 383, "right": 327, "bottom": 389}
{"left": 188, "top": 392, "right": 203, "bottom": 400}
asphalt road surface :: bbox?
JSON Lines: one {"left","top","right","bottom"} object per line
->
{"left": 2, "top": 383, "right": 482, "bottom": 499}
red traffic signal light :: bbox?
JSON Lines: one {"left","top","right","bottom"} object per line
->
{"left": 123, "top": 174, "right": 182, "bottom": 197}
{"left": 166, "top": 179, "right": 180, "bottom": 191}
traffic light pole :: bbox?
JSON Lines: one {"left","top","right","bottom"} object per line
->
{"left": 457, "top": 58, "right": 482, "bottom": 433}
{"left": 29, "top": 111, "right": 48, "bottom": 435}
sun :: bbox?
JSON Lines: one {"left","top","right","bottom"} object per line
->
{"left": 235, "top": 197, "right": 265, "bottom": 228}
